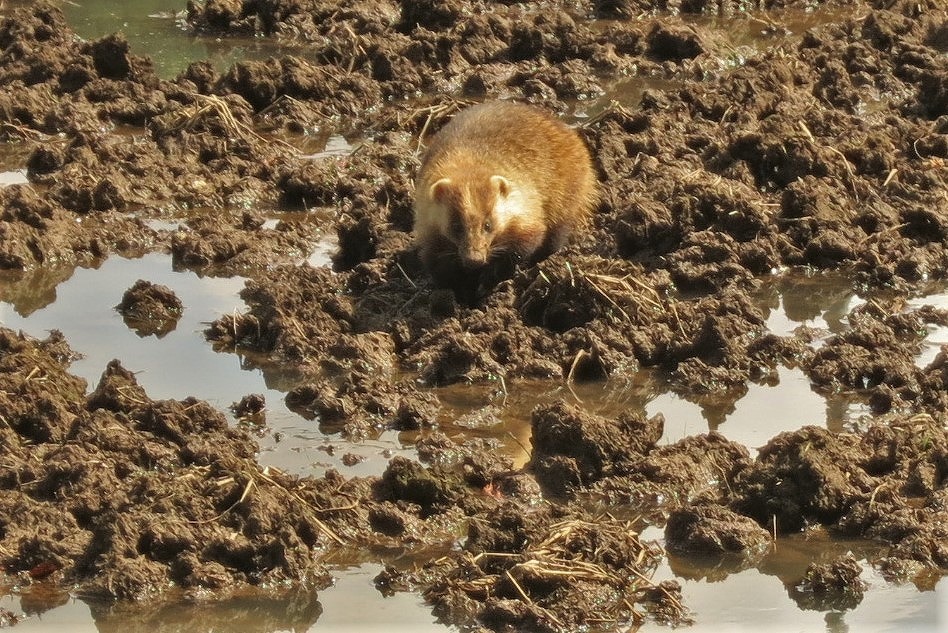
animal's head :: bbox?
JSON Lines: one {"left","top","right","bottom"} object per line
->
{"left": 427, "top": 174, "right": 513, "bottom": 268}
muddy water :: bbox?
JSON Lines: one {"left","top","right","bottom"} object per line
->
{"left": 2, "top": 249, "right": 946, "bottom": 631}
{"left": 0, "top": 249, "right": 415, "bottom": 480}
{"left": 659, "top": 540, "right": 947, "bottom": 633}
{"left": 1, "top": 2, "right": 946, "bottom": 632}
{"left": 54, "top": 0, "right": 289, "bottom": 78}
{"left": 1, "top": 563, "right": 449, "bottom": 632}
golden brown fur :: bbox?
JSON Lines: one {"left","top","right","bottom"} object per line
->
{"left": 413, "top": 101, "right": 597, "bottom": 300}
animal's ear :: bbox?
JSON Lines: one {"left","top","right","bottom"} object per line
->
{"left": 490, "top": 175, "right": 511, "bottom": 198}
{"left": 429, "top": 178, "right": 454, "bottom": 204}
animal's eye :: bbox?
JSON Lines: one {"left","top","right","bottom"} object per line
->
{"left": 483, "top": 220, "right": 493, "bottom": 233}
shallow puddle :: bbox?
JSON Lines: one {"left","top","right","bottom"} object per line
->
{"left": 1, "top": 249, "right": 945, "bottom": 631}
{"left": 59, "top": 0, "right": 290, "bottom": 79}
{"left": 654, "top": 538, "right": 947, "bottom": 633}
{"left": 909, "top": 292, "right": 948, "bottom": 368}
{"left": 1, "top": 562, "right": 447, "bottom": 632}
{"left": 0, "top": 251, "right": 416, "bottom": 480}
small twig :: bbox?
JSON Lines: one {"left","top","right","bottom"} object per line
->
{"left": 415, "top": 104, "right": 447, "bottom": 155}
{"left": 506, "top": 569, "right": 533, "bottom": 605}
{"left": 858, "top": 222, "right": 907, "bottom": 245}
{"left": 583, "top": 275, "right": 631, "bottom": 322}
{"left": 115, "top": 385, "right": 150, "bottom": 405}
{"left": 187, "top": 478, "right": 255, "bottom": 525}
{"left": 882, "top": 168, "right": 898, "bottom": 187}
{"left": 565, "top": 349, "right": 589, "bottom": 403}
{"left": 825, "top": 146, "right": 858, "bottom": 200}
{"left": 506, "top": 431, "right": 531, "bottom": 461}
{"left": 868, "top": 482, "right": 888, "bottom": 507}
{"left": 253, "top": 470, "right": 345, "bottom": 545}
{"left": 582, "top": 100, "right": 633, "bottom": 128}
{"left": 798, "top": 121, "right": 858, "bottom": 200}
{"left": 797, "top": 121, "right": 815, "bottom": 143}
{"left": 913, "top": 138, "right": 923, "bottom": 159}
{"left": 395, "top": 262, "right": 417, "bottom": 288}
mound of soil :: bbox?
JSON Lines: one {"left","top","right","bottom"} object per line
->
{"left": 732, "top": 416, "right": 948, "bottom": 569}
{"left": 791, "top": 555, "right": 867, "bottom": 612}
{"left": 115, "top": 279, "right": 184, "bottom": 337}
{"left": 664, "top": 503, "right": 772, "bottom": 557}
{"left": 0, "top": 327, "right": 512, "bottom": 601}
{"left": 807, "top": 300, "right": 948, "bottom": 414}
{"left": 385, "top": 503, "right": 688, "bottom": 631}
{"left": 0, "top": 328, "right": 354, "bottom": 599}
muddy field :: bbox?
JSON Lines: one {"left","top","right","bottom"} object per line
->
{"left": 0, "top": 0, "right": 947, "bottom": 630}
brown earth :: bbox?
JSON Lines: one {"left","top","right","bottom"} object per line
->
{"left": 1, "top": 0, "right": 947, "bottom": 630}
{"left": 115, "top": 279, "right": 184, "bottom": 337}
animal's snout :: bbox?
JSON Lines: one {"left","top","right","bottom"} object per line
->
{"left": 459, "top": 242, "right": 488, "bottom": 268}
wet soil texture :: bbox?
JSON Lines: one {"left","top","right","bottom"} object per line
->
{"left": 115, "top": 279, "right": 184, "bottom": 337}
{"left": 1, "top": 0, "right": 947, "bottom": 630}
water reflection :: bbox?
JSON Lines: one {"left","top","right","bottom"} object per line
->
{"left": 0, "top": 252, "right": 942, "bottom": 470}
{"left": 908, "top": 292, "right": 948, "bottom": 368}
{"left": 90, "top": 588, "right": 324, "bottom": 633}
{"left": 301, "top": 134, "right": 355, "bottom": 160}
{"left": 0, "top": 0, "right": 298, "bottom": 80}
{"left": 755, "top": 271, "right": 861, "bottom": 337}
{"left": 649, "top": 365, "right": 826, "bottom": 450}
{"left": 62, "top": 1, "right": 239, "bottom": 78}
{"left": 3, "top": 564, "right": 451, "bottom": 633}
{"left": 648, "top": 524, "right": 946, "bottom": 632}
{"left": 0, "top": 264, "right": 85, "bottom": 317}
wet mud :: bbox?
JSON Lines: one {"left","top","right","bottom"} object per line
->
{"left": 115, "top": 279, "right": 184, "bottom": 337}
{"left": 1, "top": 0, "right": 947, "bottom": 630}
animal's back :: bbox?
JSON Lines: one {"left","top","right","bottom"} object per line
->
{"left": 418, "top": 101, "right": 596, "bottom": 230}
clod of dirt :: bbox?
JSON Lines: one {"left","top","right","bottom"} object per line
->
{"left": 193, "top": 0, "right": 246, "bottom": 31}
{"left": 232, "top": 393, "right": 266, "bottom": 417}
{"left": 341, "top": 453, "right": 365, "bottom": 467}
{"left": 514, "top": 255, "right": 648, "bottom": 333}
{"left": 170, "top": 211, "right": 321, "bottom": 275}
{"left": 529, "top": 400, "right": 662, "bottom": 496}
{"left": 230, "top": 394, "right": 266, "bottom": 429}
{"left": 664, "top": 503, "right": 772, "bottom": 557}
{"left": 590, "top": 432, "right": 752, "bottom": 512}
{"left": 732, "top": 426, "right": 873, "bottom": 533}
{"left": 415, "top": 432, "right": 520, "bottom": 493}
{"left": 807, "top": 301, "right": 948, "bottom": 414}
{"left": 791, "top": 555, "right": 867, "bottom": 612}
{"left": 115, "top": 279, "right": 183, "bottom": 338}
{"left": 646, "top": 23, "right": 705, "bottom": 63}
{"left": 731, "top": 414, "right": 948, "bottom": 574}
{"left": 418, "top": 503, "right": 683, "bottom": 633}
{"left": 286, "top": 364, "right": 440, "bottom": 438}
{"left": 527, "top": 400, "right": 753, "bottom": 515}
{"left": 0, "top": 185, "right": 155, "bottom": 270}
{"left": 206, "top": 264, "right": 360, "bottom": 367}
{"left": 0, "top": 607, "right": 19, "bottom": 626}
{"left": 375, "top": 456, "right": 467, "bottom": 517}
